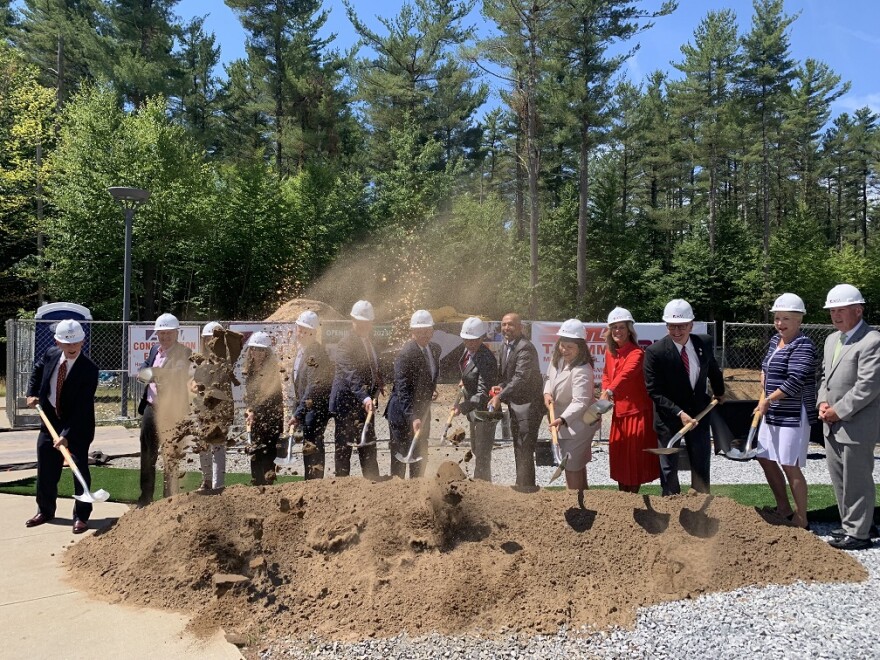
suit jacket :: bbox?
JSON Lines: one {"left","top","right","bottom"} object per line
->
{"left": 137, "top": 341, "right": 193, "bottom": 415}
{"left": 386, "top": 339, "right": 440, "bottom": 427}
{"left": 497, "top": 336, "right": 544, "bottom": 413}
{"left": 543, "top": 359, "right": 595, "bottom": 440}
{"left": 458, "top": 344, "right": 498, "bottom": 416}
{"left": 27, "top": 346, "right": 99, "bottom": 447}
{"left": 643, "top": 334, "right": 724, "bottom": 440}
{"left": 601, "top": 342, "right": 653, "bottom": 417}
{"left": 292, "top": 341, "right": 334, "bottom": 423}
{"left": 817, "top": 322, "right": 880, "bottom": 445}
{"left": 329, "top": 333, "right": 382, "bottom": 417}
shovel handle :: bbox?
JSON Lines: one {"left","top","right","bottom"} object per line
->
{"left": 750, "top": 392, "right": 765, "bottom": 428}
{"left": 35, "top": 404, "right": 90, "bottom": 493}
{"left": 548, "top": 401, "right": 560, "bottom": 446}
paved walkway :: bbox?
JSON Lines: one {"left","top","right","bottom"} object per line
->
{"left": 0, "top": 482, "right": 242, "bottom": 659}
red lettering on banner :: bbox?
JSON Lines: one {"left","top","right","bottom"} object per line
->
{"left": 542, "top": 343, "right": 554, "bottom": 355}
{"left": 584, "top": 327, "right": 605, "bottom": 342}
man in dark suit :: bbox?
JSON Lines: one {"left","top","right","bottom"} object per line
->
{"left": 488, "top": 313, "right": 544, "bottom": 491}
{"left": 137, "top": 313, "right": 192, "bottom": 506}
{"left": 644, "top": 299, "right": 725, "bottom": 495}
{"left": 288, "top": 310, "right": 334, "bottom": 479}
{"left": 386, "top": 309, "right": 441, "bottom": 479}
{"left": 25, "top": 319, "right": 99, "bottom": 533}
{"left": 456, "top": 317, "right": 499, "bottom": 481}
{"left": 329, "top": 300, "right": 382, "bottom": 479}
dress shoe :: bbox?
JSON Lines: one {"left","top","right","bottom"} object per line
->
{"left": 828, "top": 535, "right": 872, "bottom": 551}
{"left": 25, "top": 513, "right": 53, "bottom": 528}
{"left": 831, "top": 525, "right": 878, "bottom": 540}
{"left": 72, "top": 520, "right": 88, "bottom": 534}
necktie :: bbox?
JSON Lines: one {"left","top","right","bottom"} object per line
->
{"left": 460, "top": 350, "right": 470, "bottom": 373}
{"left": 363, "top": 338, "right": 377, "bottom": 386}
{"left": 56, "top": 360, "right": 67, "bottom": 417}
{"left": 423, "top": 346, "right": 433, "bottom": 378}
{"left": 832, "top": 333, "right": 847, "bottom": 365}
{"left": 680, "top": 345, "right": 691, "bottom": 384}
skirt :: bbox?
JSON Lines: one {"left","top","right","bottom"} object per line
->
{"left": 756, "top": 404, "right": 809, "bottom": 467}
{"left": 558, "top": 426, "right": 595, "bottom": 472}
{"left": 609, "top": 411, "right": 660, "bottom": 486}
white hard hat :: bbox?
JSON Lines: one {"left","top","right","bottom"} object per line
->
{"left": 410, "top": 309, "right": 434, "bottom": 328}
{"left": 460, "top": 317, "right": 487, "bottom": 339}
{"left": 154, "top": 313, "right": 180, "bottom": 331}
{"left": 607, "top": 306, "right": 635, "bottom": 325}
{"left": 54, "top": 319, "right": 85, "bottom": 344}
{"left": 662, "top": 299, "right": 694, "bottom": 324}
{"left": 246, "top": 331, "right": 272, "bottom": 349}
{"left": 201, "top": 321, "right": 223, "bottom": 337}
{"left": 824, "top": 284, "right": 865, "bottom": 309}
{"left": 771, "top": 293, "right": 806, "bottom": 314}
{"left": 557, "top": 318, "right": 586, "bottom": 341}
{"left": 350, "top": 300, "right": 375, "bottom": 321}
{"left": 296, "top": 310, "right": 319, "bottom": 330}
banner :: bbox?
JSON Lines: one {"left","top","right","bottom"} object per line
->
{"left": 531, "top": 322, "right": 709, "bottom": 380}
{"left": 127, "top": 325, "right": 200, "bottom": 375}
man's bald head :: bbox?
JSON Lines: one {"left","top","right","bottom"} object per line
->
{"left": 501, "top": 313, "right": 523, "bottom": 341}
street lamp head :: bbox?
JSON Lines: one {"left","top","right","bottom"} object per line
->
{"left": 108, "top": 186, "right": 150, "bottom": 207}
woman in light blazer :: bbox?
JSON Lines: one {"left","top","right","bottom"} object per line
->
{"left": 544, "top": 319, "right": 596, "bottom": 498}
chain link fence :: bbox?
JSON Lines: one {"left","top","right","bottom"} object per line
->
{"left": 721, "top": 322, "right": 837, "bottom": 400}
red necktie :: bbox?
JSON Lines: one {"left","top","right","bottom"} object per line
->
{"left": 56, "top": 360, "right": 67, "bottom": 417}
{"left": 680, "top": 345, "right": 690, "bottom": 382}
{"left": 460, "top": 350, "right": 470, "bottom": 372}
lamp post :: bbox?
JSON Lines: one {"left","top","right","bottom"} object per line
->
{"left": 109, "top": 187, "right": 150, "bottom": 417}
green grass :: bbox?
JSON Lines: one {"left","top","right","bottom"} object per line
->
{"left": 1, "top": 468, "right": 872, "bottom": 522}
{"left": 0, "top": 468, "right": 302, "bottom": 503}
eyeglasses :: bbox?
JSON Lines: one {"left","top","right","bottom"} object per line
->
{"left": 666, "top": 323, "right": 692, "bottom": 331}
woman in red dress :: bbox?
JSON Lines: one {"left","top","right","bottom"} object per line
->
{"left": 600, "top": 307, "right": 660, "bottom": 492}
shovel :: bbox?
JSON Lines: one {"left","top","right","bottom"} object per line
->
{"left": 548, "top": 401, "right": 569, "bottom": 484}
{"left": 274, "top": 427, "right": 299, "bottom": 467}
{"left": 35, "top": 404, "right": 110, "bottom": 503}
{"left": 645, "top": 399, "right": 719, "bottom": 455}
{"left": 395, "top": 413, "right": 429, "bottom": 465}
{"left": 441, "top": 387, "right": 467, "bottom": 445}
{"left": 725, "top": 393, "right": 763, "bottom": 462}
{"left": 347, "top": 407, "right": 376, "bottom": 448}
{"left": 583, "top": 399, "right": 613, "bottom": 426}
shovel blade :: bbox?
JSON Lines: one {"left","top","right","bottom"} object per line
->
{"left": 549, "top": 452, "right": 570, "bottom": 484}
{"left": 75, "top": 489, "right": 110, "bottom": 503}
{"left": 347, "top": 440, "right": 377, "bottom": 448}
{"left": 644, "top": 447, "right": 684, "bottom": 455}
{"left": 394, "top": 452, "right": 423, "bottom": 464}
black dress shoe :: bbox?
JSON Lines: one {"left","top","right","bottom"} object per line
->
{"left": 25, "top": 513, "right": 54, "bottom": 527}
{"left": 72, "top": 520, "right": 88, "bottom": 534}
{"left": 831, "top": 525, "right": 878, "bottom": 540}
{"left": 829, "top": 535, "right": 872, "bottom": 551}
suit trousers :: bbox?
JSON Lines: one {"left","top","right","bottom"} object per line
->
{"left": 509, "top": 402, "right": 540, "bottom": 489}
{"left": 301, "top": 409, "right": 328, "bottom": 480}
{"left": 333, "top": 409, "right": 380, "bottom": 480}
{"left": 659, "top": 422, "right": 711, "bottom": 495}
{"left": 199, "top": 444, "right": 226, "bottom": 489}
{"left": 389, "top": 421, "right": 428, "bottom": 479}
{"left": 36, "top": 429, "right": 92, "bottom": 522}
{"left": 468, "top": 415, "right": 498, "bottom": 482}
{"left": 825, "top": 430, "right": 876, "bottom": 539}
{"left": 138, "top": 403, "right": 160, "bottom": 504}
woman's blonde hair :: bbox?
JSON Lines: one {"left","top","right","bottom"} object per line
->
{"left": 605, "top": 321, "right": 638, "bottom": 358}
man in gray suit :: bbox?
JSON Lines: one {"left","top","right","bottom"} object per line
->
{"left": 818, "top": 284, "right": 880, "bottom": 550}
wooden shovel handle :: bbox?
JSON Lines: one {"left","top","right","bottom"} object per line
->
{"left": 35, "top": 404, "right": 80, "bottom": 478}
{"left": 750, "top": 392, "right": 765, "bottom": 428}
{"left": 548, "top": 401, "right": 560, "bottom": 446}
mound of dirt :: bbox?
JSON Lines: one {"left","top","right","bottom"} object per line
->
{"left": 65, "top": 470, "right": 866, "bottom": 646}
{"left": 264, "top": 298, "right": 343, "bottom": 323}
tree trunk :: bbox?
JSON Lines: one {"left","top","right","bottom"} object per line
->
{"left": 576, "top": 119, "right": 589, "bottom": 308}
{"left": 515, "top": 129, "right": 525, "bottom": 241}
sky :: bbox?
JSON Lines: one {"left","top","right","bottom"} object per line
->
{"left": 177, "top": 0, "right": 880, "bottom": 118}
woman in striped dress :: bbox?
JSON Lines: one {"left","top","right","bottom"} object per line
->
{"left": 755, "top": 293, "right": 819, "bottom": 529}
